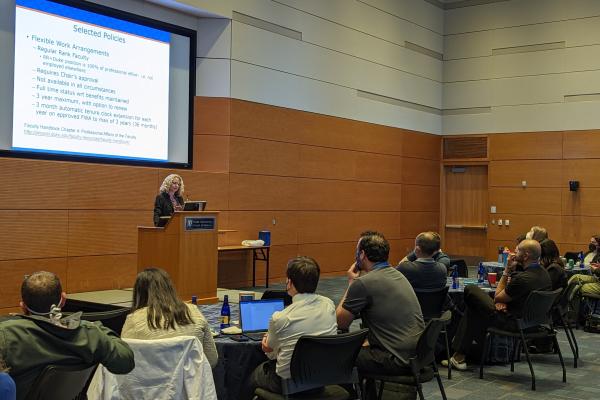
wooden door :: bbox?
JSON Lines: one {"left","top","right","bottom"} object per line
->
{"left": 443, "top": 165, "right": 488, "bottom": 257}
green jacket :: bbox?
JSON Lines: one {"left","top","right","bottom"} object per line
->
{"left": 0, "top": 313, "right": 134, "bottom": 400}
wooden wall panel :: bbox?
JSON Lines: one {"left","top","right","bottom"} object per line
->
{"left": 297, "top": 211, "right": 401, "bottom": 244}
{"left": 67, "top": 254, "right": 137, "bottom": 293}
{"left": 0, "top": 159, "right": 69, "bottom": 209}
{"left": 489, "top": 160, "right": 563, "bottom": 187}
{"left": 68, "top": 164, "right": 157, "bottom": 210}
{"left": 489, "top": 187, "right": 562, "bottom": 215}
{"left": 0, "top": 211, "right": 67, "bottom": 261}
{"left": 562, "top": 188, "right": 600, "bottom": 216}
{"left": 299, "top": 146, "right": 402, "bottom": 183}
{"left": 230, "top": 136, "right": 300, "bottom": 177}
{"left": 193, "top": 134, "right": 230, "bottom": 172}
{"left": 403, "top": 130, "right": 441, "bottom": 160}
{"left": 228, "top": 174, "right": 298, "bottom": 210}
{"left": 402, "top": 157, "right": 440, "bottom": 185}
{"left": 445, "top": 165, "right": 487, "bottom": 226}
{"left": 489, "top": 132, "right": 563, "bottom": 160}
{"left": 400, "top": 211, "right": 440, "bottom": 239}
{"left": 0, "top": 258, "right": 67, "bottom": 306}
{"left": 225, "top": 211, "right": 298, "bottom": 246}
{"left": 297, "top": 179, "right": 402, "bottom": 211}
{"left": 487, "top": 214, "right": 562, "bottom": 242}
{"left": 446, "top": 229, "right": 488, "bottom": 257}
{"left": 563, "top": 130, "right": 600, "bottom": 159}
{"left": 562, "top": 159, "right": 600, "bottom": 188}
{"left": 401, "top": 185, "right": 439, "bottom": 212}
{"left": 558, "top": 243, "right": 588, "bottom": 254}
{"left": 68, "top": 211, "right": 151, "bottom": 256}
{"left": 164, "top": 170, "right": 229, "bottom": 211}
{"left": 298, "top": 242, "right": 356, "bottom": 274}
{"left": 561, "top": 216, "right": 600, "bottom": 244}
{"left": 193, "top": 97, "right": 230, "bottom": 135}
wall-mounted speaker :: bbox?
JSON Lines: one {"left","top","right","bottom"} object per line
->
{"left": 569, "top": 181, "right": 579, "bottom": 192}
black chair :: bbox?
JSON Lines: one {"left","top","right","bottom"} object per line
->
{"left": 479, "top": 289, "right": 565, "bottom": 391}
{"left": 448, "top": 259, "right": 468, "bottom": 277}
{"left": 24, "top": 364, "right": 98, "bottom": 400}
{"left": 552, "top": 282, "right": 580, "bottom": 368}
{"left": 261, "top": 290, "right": 293, "bottom": 307}
{"left": 361, "top": 310, "right": 451, "bottom": 400}
{"left": 254, "top": 329, "right": 369, "bottom": 400}
{"left": 414, "top": 287, "right": 452, "bottom": 379}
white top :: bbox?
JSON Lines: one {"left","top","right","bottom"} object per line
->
{"left": 121, "top": 303, "right": 218, "bottom": 368}
{"left": 584, "top": 251, "right": 597, "bottom": 266}
{"left": 87, "top": 336, "right": 217, "bottom": 400}
{"left": 265, "top": 293, "right": 338, "bottom": 379}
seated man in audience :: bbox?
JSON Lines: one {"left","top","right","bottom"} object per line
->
{"left": 337, "top": 231, "right": 424, "bottom": 399}
{"left": 0, "top": 271, "right": 135, "bottom": 400}
{"left": 400, "top": 231, "right": 450, "bottom": 269}
{"left": 448, "top": 240, "right": 551, "bottom": 370}
{"left": 245, "top": 256, "right": 337, "bottom": 398}
{"left": 397, "top": 231, "right": 448, "bottom": 291}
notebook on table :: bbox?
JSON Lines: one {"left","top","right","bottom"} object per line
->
{"left": 239, "top": 299, "right": 285, "bottom": 341}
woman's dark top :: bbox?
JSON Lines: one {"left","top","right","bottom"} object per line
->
{"left": 153, "top": 192, "right": 184, "bottom": 227}
{"left": 544, "top": 261, "right": 567, "bottom": 291}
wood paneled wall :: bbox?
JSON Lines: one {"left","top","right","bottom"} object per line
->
{"left": 0, "top": 97, "right": 441, "bottom": 312}
{"left": 487, "top": 130, "right": 600, "bottom": 258}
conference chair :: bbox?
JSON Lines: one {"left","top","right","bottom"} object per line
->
{"left": 552, "top": 283, "right": 580, "bottom": 368}
{"left": 479, "top": 289, "right": 565, "bottom": 391}
{"left": 87, "top": 336, "right": 217, "bottom": 400}
{"left": 414, "top": 287, "right": 452, "bottom": 379}
{"left": 25, "top": 364, "right": 98, "bottom": 400}
{"left": 254, "top": 329, "right": 369, "bottom": 400}
{"left": 360, "top": 311, "right": 451, "bottom": 400}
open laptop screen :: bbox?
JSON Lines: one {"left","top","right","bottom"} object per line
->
{"left": 239, "top": 299, "right": 285, "bottom": 333}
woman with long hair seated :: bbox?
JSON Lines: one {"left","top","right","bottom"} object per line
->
{"left": 121, "top": 268, "right": 218, "bottom": 368}
{"left": 539, "top": 239, "right": 567, "bottom": 290}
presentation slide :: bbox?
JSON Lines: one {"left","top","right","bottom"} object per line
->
{"left": 12, "top": 0, "right": 171, "bottom": 161}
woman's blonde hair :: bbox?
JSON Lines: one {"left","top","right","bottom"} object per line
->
{"left": 159, "top": 174, "right": 184, "bottom": 197}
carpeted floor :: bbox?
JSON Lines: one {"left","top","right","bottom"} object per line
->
{"left": 246, "top": 276, "right": 600, "bottom": 400}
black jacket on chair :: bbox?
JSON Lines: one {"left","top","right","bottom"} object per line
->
{"left": 153, "top": 192, "right": 184, "bottom": 226}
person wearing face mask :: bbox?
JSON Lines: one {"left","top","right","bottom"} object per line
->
{"left": 244, "top": 257, "right": 337, "bottom": 399}
{"left": 583, "top": 235, "right": 600, "bottom": 266}
{"left": 0, "top": 271, "right": 134, "bottom": 400}
{"left": 446, "top": 240, "right": 552, "bottom": 371}
{"left": 337, "top": 231, "right": 424, "bottom": 399}
{"left": 153, "top": 174, "right": 185, "bottom": 227}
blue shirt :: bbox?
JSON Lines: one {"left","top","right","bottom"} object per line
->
{"left": 0, "top": 372, "right": 16, "bottom": 400}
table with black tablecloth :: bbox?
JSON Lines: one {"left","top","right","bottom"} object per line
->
{"left": 199, "top": 302, "right": 266, "bottom": 400}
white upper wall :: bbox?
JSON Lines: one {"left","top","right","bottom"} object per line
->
{"left": 443, "top": 0, "right": 600, "bottom": 134}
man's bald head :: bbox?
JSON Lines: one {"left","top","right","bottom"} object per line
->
{"left": 415, "top": 232, "right": 441, "bottom": 257}
{"left": 516, "top": 239, "right": 541, "bottom": 266}
{"left": 21, "top": 271, "right": 63, "bottom": 314}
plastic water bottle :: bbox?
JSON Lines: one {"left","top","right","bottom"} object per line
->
{"left": 477, "top": 262, "right": 485, "bottom": 283}
{"left": 579, "top": 252, "right": 585, "bottom": 269}
{"left": 502, "top": 247, "right": 510, "bottom": 267}
{"left": 220, "top": 295, "right": 231, "bottom": 329}
{"left": 451, "top": 265, "right": 459, "bottom": 289}
{"left": 191, "top": 295, "right": 197, "bottom": 305}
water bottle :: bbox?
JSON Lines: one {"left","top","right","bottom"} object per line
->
{"left": 451, "top": 265, "right": 459, "bottom": 289}
{"left": 497, "top": 247, "right": 503, "bottom": 264}
{"left": 477, "top": 262, "right": 485, "bottom": 283}
{"left": 579, "top": 251, "right": 585, "bottom": 269}
{"left": 502, "top": 247, "right": 510, "bottom": 267}
{"left": 191, "top": 295, "right": 197, "bottom": 305}
{"left": 220, "top": 295, "right": 231, "bottom": 329}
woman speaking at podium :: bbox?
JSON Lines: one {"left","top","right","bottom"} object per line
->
{"left": 153, "top": 174, "right": 185, "bottom": 227}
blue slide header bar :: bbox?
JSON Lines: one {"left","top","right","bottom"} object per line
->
{"left": 16, "top": 0, "right": 170, "bottom": 43}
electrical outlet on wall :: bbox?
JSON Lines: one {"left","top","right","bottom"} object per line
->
{"left": 505, "top": 219, "right": 510, "bottom": 226}
{"left": 498, "top": 219, "right": 503, "bottom": 226}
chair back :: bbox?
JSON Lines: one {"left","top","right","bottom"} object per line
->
{"left": 519, "top": 289, "right": 562, "bottom": 329}
{"left": 25, "top": 364, "right": 97, "bottom": 400}
{"left": 87, "top": 336, "right": 217, "bottom": 400}
{"left": 414, "top": 286, "right": 449, "bottom": 320}
{"left": 80, "top": 308, "right": 131, "bottom": 336}
{"left": 448, "top": 259, "right": 468, "bottom": 277}
{"left": 564, "top": 252, "right": 579, "bottom": 262}
{"left": 410, "top": 310, "right": 451, "bottom": 373}
{"left": 555, "top": 282, "right": 579, "bottom": 317}
{"left": 285, "top": 328, "right": 369, "bottom": 395}
{"left": 261, "top": 290, "right": 293, "bottom": 307}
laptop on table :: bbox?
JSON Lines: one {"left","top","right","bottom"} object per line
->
{"left": 239, "top": 299, "right": 285, "bottom": 341}
{"left": 183, "top": 200, "right": 207, "bottom": 211}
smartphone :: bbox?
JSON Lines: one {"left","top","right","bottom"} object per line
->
{"left": 229, "top": 334, "right": 249, "bottom": 342}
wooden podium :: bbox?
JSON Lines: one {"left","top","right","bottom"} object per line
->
{"left": 137, "top": 211, "right": 219, "bottom": 304}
